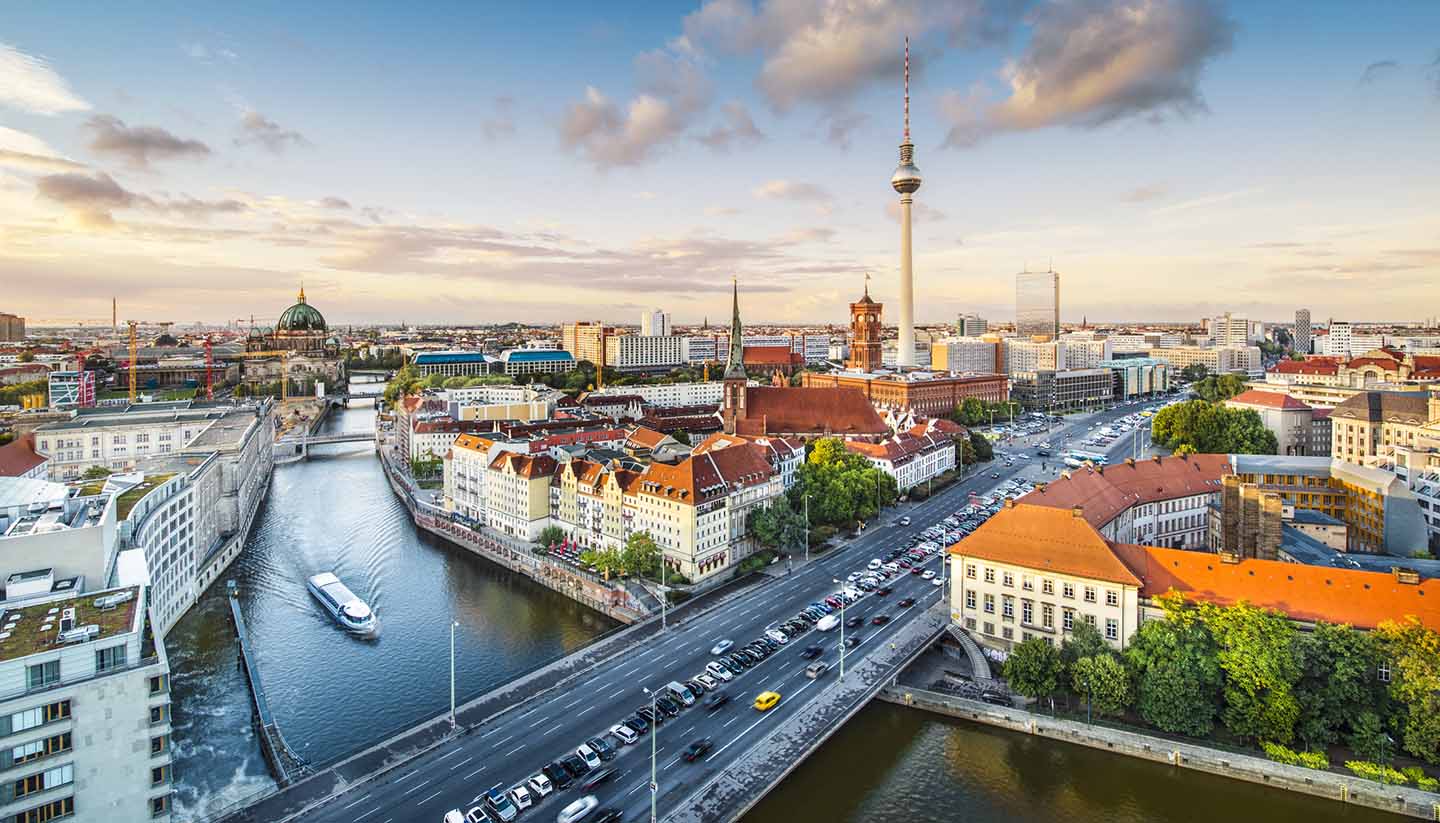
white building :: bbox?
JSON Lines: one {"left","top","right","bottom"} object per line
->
{"left": 930, "top": 338, "right": 998, "bottom": 374}
{"left": 1058, "top": 335, "right": 1114, "bottom": 369}
{"left": 0, "top": 584, "right": 173, "bottom": 822}
{"left": 1146, "top": 345, "right": 1263, "bottom": 378}
{"left": 0, "top": 479, "right": 118, "bottom": 593}
{"left": 845, "top": 431, "right": 956, "bottom": 492}
{"left": 1208, "top": 313, "right": 1261, "bottom": 347}
{"left": 640, "top": 309, "right": 672, "bottom": 337}
{"left": 1325, "top": 322, "right": 1354, "bottom": 359}
{"left": 587, "top": 381, "right": 726, "bottom": 407}
{"left": 957, "top": 314, "right": 988, "bottom": 337}
{"left": 604, "top": 335, "right": 685, "bottom": 372}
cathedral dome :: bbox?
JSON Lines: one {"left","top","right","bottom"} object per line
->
{"left": 276, "top": 286, "right": 326, "bottom": 333}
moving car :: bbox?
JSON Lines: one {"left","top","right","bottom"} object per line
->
{"left": 845, "top": 635, "right": 862, "bottom": 648}
{"left": 899, "top": 516, "right": 911, "bottom": 525}
{"left": 898, "top": 597, "right": 916, "bottom": 607}
{"left": 753, "top": 691, "right": 782, "bottom": 711}
{"left": 581, "top": 767, "right": 616, "bottom": 792}
{"left": 922, "top": 570, "right": 936, "bottom": 580}
{"left": 799, "top": 645, "right": 823, "bottom": 659}
{"left": 815, "top": 614, "right": 839, "bottom": 632}
{"left": 805, "top": 661, "right": 829, "bottom": 678}
{"left": 872, "top": 614, "right": 890, "bottom": 625}
{"left": 557, "top": 796, "right": 599, "bottom": 823}
{"left": 683, "top": 738, "right": 714, "bottom": 761}
{"left": 710, "top": 639, "right": 734, "bottom": 656}
{"left": 845, "top": 616, "right": 863, "bottom": 628}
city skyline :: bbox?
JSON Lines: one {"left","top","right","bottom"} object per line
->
{"left": 3, "top": 1, "right": 1439, "bottom": 326}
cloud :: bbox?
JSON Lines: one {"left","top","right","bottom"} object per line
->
{"left": 0, "top": 127, "right": 87, "bottom": 172}
{"left": 0, "top": 42, "right": 91, "bottom": 115}
{"left": 1151, "top": 186, "right": 1260, "bottom": 215}
{"left": 779, "top": 227, "right": 835, "bottom": 244}
{"left": 682, "top": 0, "right": 1028, "bottom": 112}
{"left": 704, "top": 205, "right": 740, "bottom": 216}
{"left": 823, "top": 111, "right": 869, "bottom": 150}
{"left": 482, "top": 96, "right": 516, "bottom": 141}
{"left": 84, "top": 115, "right": 211, "bottom": 169}
{"left": 318, "top": 196, "right": 351, "bottom": 210}
{"left": 753, "top": 179, "right": 831, "bottom": 201}
{"left": 183, "top": 42, "right": 239, "bottom": 63}
{"left": 696, "top": 101, "right": 765, "bottom": 152}
{"left": 942, "top": 0, "right": 1235, "bottom": 147}
{"left": 234, "top": 111, "right": 310, "bottom": 153}
{"left": 1120, "top": 183, "right": 1168, "bottom": 202}
{"left": 1358, "top": 59, "right": 1398, "bottom": 85}
{"left": 884, "top": 199, "right": 947, "bottom": 223}
{"left": 34, "top": 170, "right": 246, "bottom": 227}
{"left": 559, "top": 49, "right": 711, "bottom": 169}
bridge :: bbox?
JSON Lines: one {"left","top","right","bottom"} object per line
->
{"left": 206, "top": 474, "right": 981, "bottom": 823}
{"left": 273, "top": 430, "right": 375, "bottom": 461}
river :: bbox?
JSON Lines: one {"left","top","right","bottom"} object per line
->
{"left": 167, "top": 394, "right": 620, "bottom": 820}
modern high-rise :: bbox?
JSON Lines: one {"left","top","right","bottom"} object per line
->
{"left": 0, "top": 313, "right": 25, "bottom": 342}
{"left": 1015, "top": 270, "right": 1060, "bottom": 339}
{"left": 890, "top": 39, "right": 922, "bottom": 368}
{"left": 640, "top": 308, "right": 671, "bottom": 337}
{"left": 1326, "top": 321, "right": 1353, "bottom": 359}
{"left": 1209, "top": 313, "right": 1255, "bottom": 347}
{"left": 956, "top": 313, "right": 988, "bottom": 337}
{"left": 1294, "top": 309, "right": 1312, "bottom": 354}
{"left": 561, "top": 321, "right": 623, "bottom": 367}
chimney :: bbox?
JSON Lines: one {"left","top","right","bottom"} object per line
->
{"left": 1071, "top": 505, "right": 1085, "bottom": 519}
{"left": 1003, "top": 498, "right": 1015, "bottom": 509}
{"left": 1153, "top": 454, "right": 1162, "bottom": 464}
{"left": 1034, "top": 482, "right": 1048, "bottom": 492}
{"left": 1125, "top": 458, "right": 1136, "bottom": 467}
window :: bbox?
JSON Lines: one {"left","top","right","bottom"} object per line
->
{"left": 1083, "top": 586, "right": 1097, "bottom": 603}
{"left": 1106, "top": 590, "right": 1119, "bottom": 607}
{"left": 3, "top": 733, "right": 70, "bottom": 770}
{"left": 1378, "top": 660, "right": 1391, "bottom": 683}
{"left": 1083, "top": 613, "right": 1097, "bottom": 626}
{"left": 983, "top": 593, "right": 994, "bottom": 614}
{"left": 983, "top": 567, "right": 995, "bottom": 584}
{"left": 1021, "top": 600, "right": 1033, "bottom": 625}
{"left": 149, "top": 705, "right": 168, "bottom": 726}
{"left": 965, "top": 564, "right": 976, "bottom": 579}
{"left": 1021, "top": 575, "right": 1034, "bottom": 591}
{"left": 1062, "top": 582, "right": 1075, "bottom": 600}
{"left": 95, "top": 645, "right": 127, "bottom": 673}
{"left": 1001, "top": 627, "right": 1014, "bottom": 640}
{"left": 965, "top": 617, "right": 976, "bottom": 630}
{"left": 1042, "top": 603, "right": 1054, "bottom": 629}
{"left": 965, "top": 590, "right": 976, "bottom": 610}
{"left": 1002, "top": 596, "right": 1014, "bottom": 621}
{"left": 152, "top": 795, "right": 169, "bottom": 818}
{"left": 982, "top": 621, "right": 995, "bottom": 636}
{"left": 1106, "top": 618, "right": 1119, "bottom": 641}
{"left": 13, "top": 796, "right": 72, "bottom": 822}
{"left": 1062, "top": 608, "right": 1074, "bottom": 631}
{"left": 1041, "top": 579, "right": 1054, "bottom": 595}
{"left": 25, "top": 662, "right": 59, "bottom": 692}
{"left": 12, "top": 763, "right": 73, "bottom": 800}
{"left": 151, "top": 734, "right": 168, "bottom": 757}
{"left": 1002, "top": 572, "right": 1014, "bottom": 588}
{"left": 151, "top": 764, "right": 170, "bottom": 786}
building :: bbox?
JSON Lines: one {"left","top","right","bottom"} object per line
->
{"left": 1227, "top": 454, "right": 1428, "bottom": 555}
{"left": 1145, "top": 344, "right": 1263, "bottom": 378}
{"left": 1329, "top": 389, "right": 1439, "bottom": 464}
{"left": 957, "top": 313, "right": 988, "bottom": 337}
{"left": 930, "top": 338, "right": 998, "bottom": 374}
{"left": 548, "top": 457, "right": 640, "bottom": 553}
{"left": 1, "top": 478, "right": 119, "bottom": 593}
{"left": 1019, "top": 454, "right": 1231, "bottom": 549}
{"left": 1208, "top": 313, "right": 1259, "bottom": 347}
{"left": 891, "top": 40, "right": 921, "bottom": 367}
{"left": 0, "top": 436, "right": 48, "bottom": 480}
{"left": 882, "top": 339, "right": 931, "bottom": 368}
{"left": 846, "top": 285, "right": 884, "bottom": 372}
{"left": 800, "top": 370, "right": 1007, "bottom": 418}
{"left": 0, "top": 363, "right": 50, "bottom": 387}
{"left": 1295, "top": 309, "right": 1312, "bottom": 354}
{"left": 409, "top": 419, "right": 503, "bottom": 462}
{"left": 1009, "top": 368, "right": 1112, "bottom": 412}
{"left": 844, "top": 429, "right": 956, "bottom": 492}
{"left": 1015, "top": 269, "right": 1060, "bottom": 339}
{"left": 242, "top": 286, "right": 345, "bottom": 391}
{"left": 1096, "top": 358, "right": 1169, "bottom": 400}
{"left": 1225, "top": 389, "right": 1324, "bottom": 456}
{"left": 1325, "top": 321, "right": 1354, "bottom": 359}
{"left": 949, "top": 500, "right": 1440, "bottom": 653}
{"left": 499, "top": 349, "right": 574, "bottom": 378}
{"left": 561, "top": 322, "right": 622, "bottom": 366}
{"left": 411, "top": 351, "right": 493, "bottom": 378}
{"left": 604, "top": 335, "right": 684, "bottom": 373}
{"left": 0, "top": 584, "right": 174, "bottom": 822}
{"left": 1367, "top": 440, "right": 1440, "bottom": 552}
{"left": 1000, "top": 337, "right": 1112, "bottom": 375}
{"left": 0, "top": 313, "right": 24, "bottom": 342}
{"left": 485, "top": 452, "right": 558, "bottom": 541}
{"left": 47, "top": 371, "right": 95, "bottom": 411}
{"left": 640, "top": 309, "right": 671, "bottom": 337}
{"left": 587, "top": 382, "right": 725, "bottom": 408}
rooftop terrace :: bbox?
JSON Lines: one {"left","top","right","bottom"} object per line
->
{"left": 0, "top": 586, "right": 140, "bottom": 663}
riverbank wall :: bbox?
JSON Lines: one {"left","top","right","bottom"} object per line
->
{"left": 877, "top": 685, "right": 1440, "bottom": 821}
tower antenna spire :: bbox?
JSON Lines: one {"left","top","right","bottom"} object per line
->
{"left": 903, "top": 36, "right": 911, "bottom": 144}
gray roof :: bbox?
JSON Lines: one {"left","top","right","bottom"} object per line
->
{"left": 1330, "top": 390, "right": 1430, "bottom": 424}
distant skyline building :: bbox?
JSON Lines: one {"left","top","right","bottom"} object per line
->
{"left": 956, "top": 313, "right": 987, "bottom": 337}
{"left": 1015, "top": 269, "right": 1060, "bottom": 339}
{"left": 891, "top": 38, "right": 921, "bottom": 368}
{"left": 0, "top": 312, "right": 24, "bottom": 342}
{"left": 640, "top": 308, "right": 671, "bottom": 337}
{"left": 1295, "top": 309, "right": 1312, "bottom": 354}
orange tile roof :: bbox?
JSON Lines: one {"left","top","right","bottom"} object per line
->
{"left": 1227, "top": 390, "right": 1312, "bottom": 410}
{"left": 636, "top": 440, "right": 775, "bottom": 505}
{"left": 739, "top": 386, "right": 888, "bottom": 437}
{"left": 1271, "top": 359, "right": 1338, "bottom": 376}
{"left": 948, "top": 503, "right": 1143, "bottom": 586}
{"left": 0, "top": 434, "right": 46, "bottom": 477}
{"left": 1111, "top": 543, "right": 1440, "bottom": 630}
{"left": 624, "top": 425, "right": 669, "bottom": 450}
{"left": 1019, "top": 454, "right": 1231, "bottom": 528}
{"left": 488, "top": 452, "right": 557, "bottom": 478}
{"left": 742, "top": 345, "right": 800, "bottom": 366}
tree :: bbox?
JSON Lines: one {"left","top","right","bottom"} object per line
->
{"left": 1348, "top": 711, "right": 1390, "bottom": 763}
{"left": 968, "top": 431, "right": 993, "bottom": 462}
{"left": 1194, "top": 374, "right": 1248, "bottom": 402}
{"left": 82, "top": 465, "right": 114, "bottom": 480}
{"left": 793, "top": 438, "right": 899, "bottom": 526}
{"left": 1374, "top": 617, "right": 1440, "bottom": 763}
{"left": 1293, "top": 622, "right": 1384, "bottom": 749}
{"left": 424, "top": 373, "right": 447, "bottom": 389}
{"left": 670, "top": 429, "right": 690, "bottom": 445}
{"left": 749, "top": 497, "right": 807, "bottom": 552}
{"left": 579, "top": 547, "right": 624, "bottom": 580}
{"left": 1060, "top": 621, "right": 1110, "bottom": 678}
{"left": 622, "top": 531, "right": 661, "bottom": 577}
{"left": 1151, "top": 400, "right": 1277, "bottom": 455}
{"left": 953, "top": 397, "right": 986, "bottom": 426}
{"left": 1181, "top": 364, "right": 1209, "bottom": 382}
{"left": 537, "top": 525, "right": 566, "bottom": 548}
{"left": 1071, "top": 653, "right": 1132, "bottom": 718}
{"left": 17, "top": 352, "right": 34, "bottom": 363}
{"left": 1202, "top": 602, "right": 1302, "bottom": 744}
{"left": 442, "top": 376, "right": 468, "bottom": 389}
{"left": 1124, "top": 593, "right": 1223, "bottom": 737}
{"left": 1003, "top": 637, "right": 1061, "bottom": 702}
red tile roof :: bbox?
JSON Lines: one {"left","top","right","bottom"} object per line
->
{"left": 1019, "top": 454, "right": 1231, "bottom": 528}
{"left": 1111, "top": 543, "right": 1440, "bottom": 630}
{"left": 0, "top": 434, "right": 46, "bottom": 477}
{"left": 736, "top": 386, "right": 888, "bottom": 437}
{"left": 624, "top": 425, "right": 670, "bottom": 450}
{"left": 1226, "top": 390, "right": 1312, "bottom": 410}
{"left": 1270, "top": 359, "right": 1338, "bottom": 376}
{"left": 488, "top": 452, "right": 558, "bottom": 479}
{"left": 742, "top": 346, "right": 801, "bottom": 366}
{"left": 636, "top": 441, "right": 775, "bottom": 505}
{"left": 948, "top": 504, "right": 1143, "bottom": 586}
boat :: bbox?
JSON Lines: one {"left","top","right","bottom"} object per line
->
{"left": 306, "top": 572, "right": 377, "bottom": 636}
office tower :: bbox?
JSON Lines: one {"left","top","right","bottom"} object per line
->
{"left": 957, "top": 313, "right": 987, "bottom": 336}
{"left": 1294, "top": 309, "right": 1311, "bottom": 354}
{"left": 640, "top": 308, "right": 671, "bottom": 337}
{"left": 1015, "top": 270, "right": 1060, "bottom": 339}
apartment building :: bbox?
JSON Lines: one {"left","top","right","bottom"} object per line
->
{"left": 604, "top": 335, "right": 685, "bottom": 373}
{"left": 485, "top": 453, "right": 558, "bottom": 541}
{"left": 587, "top": 381, "right": 726, "bottom": 407}
{"left": 548, "top": 458, "right": 639, "bottom": 553}
{"left": 844, "top": 431, "right": 957, "bottom": 492}
{"left": 1330, "top": 389, "right": 1439, "bottom": 464}
{"left": 1146, "top": 344, "right": 1263, "bottom": 378}
{"left": 930, "top": 338, "right": 998, "bottom": 374}
{"left": 0, "top": 584, "right": 173, "bottom": 822}
{"left": 561, "top": 322, "right": 622, "bottom": 365}
{"left": 1225, "top": 390, "right": 1325, "bottom": 456}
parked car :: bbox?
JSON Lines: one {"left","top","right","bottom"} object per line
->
{"left": 655, "top": 696, "right": 681, "bottom": 717}
{"left": 561, "top": 753, "right": 591, "bottom": 778}
{"left": 610, "top": 723, "right": 639, "bottom": 745}
{"left": 584, "top": 736, "right": 615, "bottom": 761}
{"left": 526, "top": 773, "right": 554, "bottom": 798}
{"left": 542, "top": 761, "right": 573, "bottom": 790}
{"left": 508, "top": 785, "right": 532, "bottom": 812}
{"left": 683, "top": 738, "right": 714, "bottom": 762}
{"left": 695, "top": 673, "right": 719, "bottom": 690}
{"left": 707, "top": 661, "right": 734, "bottom": 681}
{"left": 484, "top": 789, "right": 518, "bottom": 822}
{"left": 623, "top": 714, "right": 648, "bottom": 735}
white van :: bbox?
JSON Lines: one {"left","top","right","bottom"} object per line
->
{"left": 666, "top": 681, "right": 696, "bottom": 707}
{"left": 815, "top": 614, "right": 839, "bottom": 632}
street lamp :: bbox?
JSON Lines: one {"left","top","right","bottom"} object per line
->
{"left": 642, "top": 687, "right": 659, "bottom": 823}
{"left": 449, "top": 620, "right": 460, "bottom": 728}
{"left": 803, "top": 493, "right": 811, "bottom": 562}
{"left": 832, "top": 578, "right": 846, "bottom": 679}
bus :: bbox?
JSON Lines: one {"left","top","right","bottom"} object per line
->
{"left": 1067, "top": 450, "right": 1109, "bottom": 465}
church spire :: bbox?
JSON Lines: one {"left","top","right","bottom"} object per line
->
{"left": 298, "top": 281, "right": 307, "bottom": 303}
{"left": 724, "top": 276, "right": 747, "bottom": 380}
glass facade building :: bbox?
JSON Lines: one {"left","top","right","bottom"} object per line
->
{"left": 1015, "top": 270, "right": 1060, "bottom": 339}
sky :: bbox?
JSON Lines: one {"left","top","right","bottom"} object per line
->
{"left": 1, "top": 0, "right": 1438, "bottom": 328}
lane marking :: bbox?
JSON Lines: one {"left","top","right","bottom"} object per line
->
{"left": 437, "top": 747, "right": 463, "bottom": 760}
{"left": 527, "top": 715, "right": 550, "bottom": 728}
{"left": 418, "top": 789, "right": 443, "bottom": 805}
{"left": 504, "top": 743, "right": 526, "bottom": 757}
{"left": 394, "top": 771, "right": 422, "bottom": 784}
{"left": 464, "top": 765, "right": 486, "bottom": 780}
{"left": 341, "top": 794, "right": 371, "bottom": 809}
{"left": 354, "top": 808, "right": 381, "bottom": 822}
{"left": 545, "top": 722, "right": 565, "bottom": 736}
{"left": 449, "top": 755, "right": 474, "bottom": 771}
{"left": 576, "top": 705, "right": 595, "bottom": 716}
{"left": 626, "top": 780, "right": 647, "bottom": 797}
{"left": 399, "top": 779, "right": 431, "bottom": 797}
{"left": 494, "top": 733, "right": 515, "bottom": 747}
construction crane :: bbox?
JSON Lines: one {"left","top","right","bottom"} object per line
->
{"left": 126, "top": 321, "right": 138, "bottom": 404}
{"left": 234, "top": 350, "right": 293, "bottom": 403}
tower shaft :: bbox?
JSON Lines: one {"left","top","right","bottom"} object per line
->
{"left": 897, "top": 195, "right": 915, "bottom": 367}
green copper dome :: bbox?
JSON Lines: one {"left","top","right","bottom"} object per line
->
{"left": 276, "top": 286, "right": 326, "bottom": 332}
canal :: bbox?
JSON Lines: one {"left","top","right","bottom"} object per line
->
{"left": 168, "top": 397, "right": 620, "bottom": 820}
{"left": 744, "top": 701, "right": 1405, "bottom": 823}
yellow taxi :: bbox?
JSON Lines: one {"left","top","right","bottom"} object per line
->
{"left": 753, "top": 691, "right": 781, "bottom": 712}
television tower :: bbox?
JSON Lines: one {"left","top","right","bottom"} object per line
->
{"left": 891, "top": 37, "right": 922, "bottom": 368}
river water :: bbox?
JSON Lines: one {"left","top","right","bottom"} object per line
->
{"left": 168, "top": 395, "right": 620, "bottom": 820}
{"left": 169, "top": 391, "right": 1405, "bottom": 823}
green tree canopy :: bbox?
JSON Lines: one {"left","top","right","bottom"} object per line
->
{"left": 1202, "top": 601, "right": 1302, "bottom": 744}
{"left": 537, "top": 525, "right": 566, "bottom": 548}
{"left": 1181, "top": 363, "right": 1209, "bottom": 382}
{"left": 623, "top": 531, "right": 661, "bottom": 577}
{"left": 749, "top": 496, "right": 808, "bottom": 552}
{"left": 1193, "top": 373, "right": 1249, "bottom": 402}
{"left": 579, "top": 547, "right": 624, "bottom": 580}
{"left": 1060, "top": 620, "right": 1110, "bottom": 678}
{"left": 442, "top": 376, "right": 469, "bottom": 389}
{"left": 1003, "top": 637, "right": 1061, "bottom": 701}
{"left": 1294, "top": 622, "right": 1385, "bottom": 749}
{"left": 1071, "top": 653, "right": 1133, "bottom": 718}
{"left": 792, "top": 438, "right": 898, "bottom": 525}
{"left": 1375, "top": 617, "right": 1440, "bottom": 763}
{"left": 1124, "top": 593, "right": 1223, "bottom": 736}
{"left": 968, "top": 431, "right": 994, "bottom": 462}
{"left": 81, "top": 465, "right": 114, "bottom": 480}
{"left": 1150, "top": 400, "right": 1278, "bottom": 454}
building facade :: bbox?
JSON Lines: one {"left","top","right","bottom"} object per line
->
{"left": 640, "top": 309, "right": 671, "bottom": 338}
{"left": 1225, "top": 389, "right": 1323, "bottom": 456}
{"left": 931, "top": 338, "right": 999, "bottom": 374}
{"left": 0, "top": 313, "right": 25, "bottom": 342}
{"left": 1330, "top": 389, "right": 1439, "bottom": 465}
{"left": 46, "top": 372, "right": 95, "bottom": 411}
{"left": 1295, "top": 309, "right": 1312, "bottom": 354}
{"left": 799, "top": 370, "right": 1008, "bottom": 418}
{"left": 1009, "top": 368, "right": 1112, "bottom": 412}
{"left": 587, "top": 382, "right": 725, "bottom": 407}
{"left": 604, "top": 335, "right": 684, "bottom": 373}
{"left": 846, "top": 288, "right": 884, "bottom": 372}
{"left": 411, "top": 351, "right": 493, "bottom": 377}
{"left": 1015, "top": 270, "right": 1060, "bottom": 339}
{"left": 499, "top": 349, "right": 575, "bottom": 377}
{"left": 561, "top": 322, "right": 621, "bottom": 366}
{"left": 1096, "top": 358, "right": 1169, "bottom": 400}
{"left": 957, "top": 314, "right": 988, "bottom": 337}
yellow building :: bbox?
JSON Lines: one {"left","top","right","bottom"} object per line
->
{"left": 1330, "top": 389, "right": 1440, "bottom": 465}
{"left": 485, "top": 452, "right": 558, "bottom": 541}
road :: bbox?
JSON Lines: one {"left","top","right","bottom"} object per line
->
{"left": 302, "top": 401, "right": 1166, "bottom": 823}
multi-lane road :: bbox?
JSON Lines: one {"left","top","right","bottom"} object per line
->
{"left": 302, "top": 404, "right": 1163, "bottom": 823}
